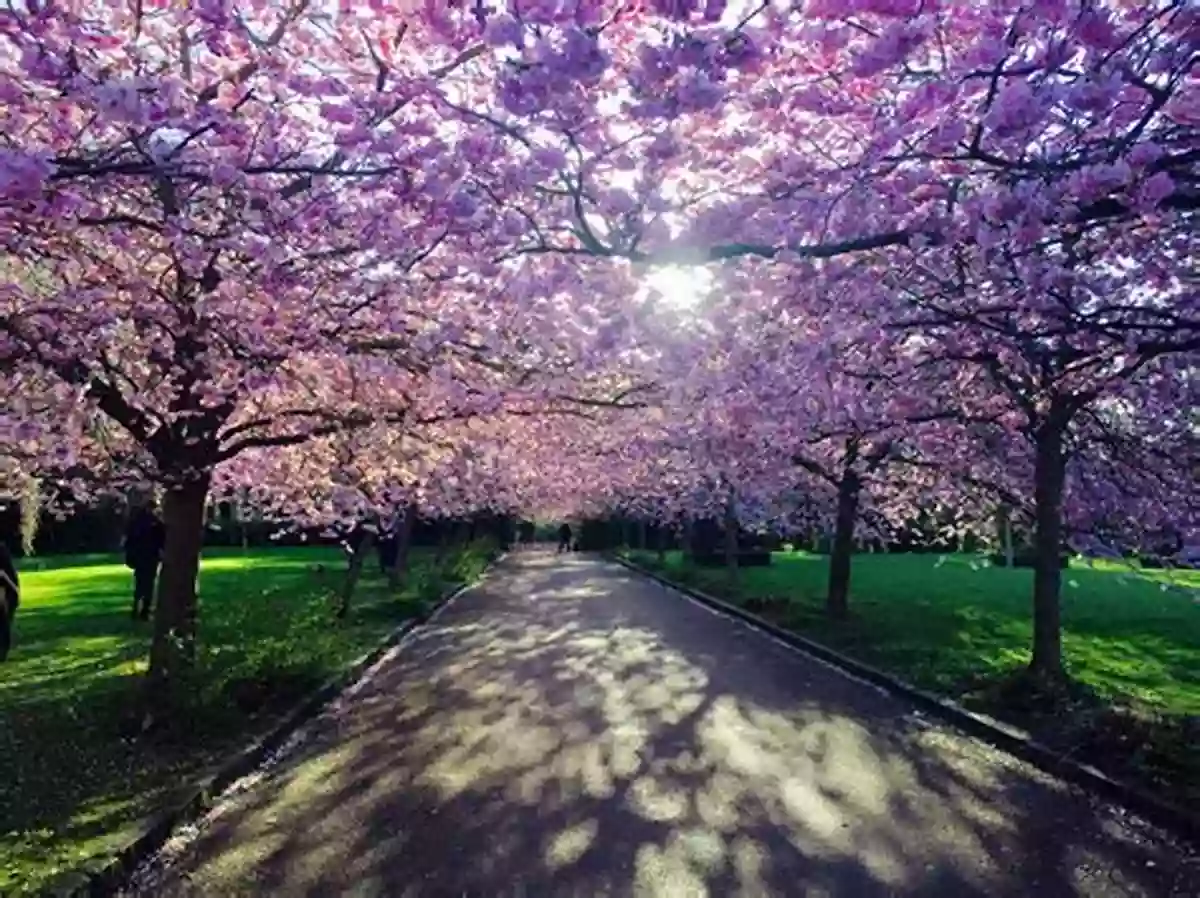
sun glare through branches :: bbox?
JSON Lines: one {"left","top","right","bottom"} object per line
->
{"left": 640, "top": 265, "right": 713, "bottom": 312}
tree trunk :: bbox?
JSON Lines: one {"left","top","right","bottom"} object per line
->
{"left": 339, "top": 527, "right": 376, "bottom": 619}
{"left": 827, "top": 471, "right": 860, "bottom": 619}
{"left": 997, "top": 505, "right": 1015, "bottom": 568}
{"left": 387, "top": 503, "right": 417, "bottom": 592}
{"left": 147, "top": 478, "right": 210, "bottom": 706}
{"left": 237, "top": 494, "right": 250, "bottom": 554}
{"left": 637, "top": 519, "right": 647, "bottom": 550}
{"left": 18, "top": 476, "right": 39, "bottom": 556}
{"left": 682, "top": 518, "right": 694, "bottom": 557}
{"left": 656, "top": 526, "right": 667, "bottom": 564}
{"left": 723, "top": 488, "right": 739, "bottom": 583}
{"left": 1030, "top": 422, "right": 1067, "bottom": 680}
{"left": 435, "top": 520, "right": 451, "bottom": 564}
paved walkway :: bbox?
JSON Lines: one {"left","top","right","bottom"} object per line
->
{"left": 130, "top": 554, "right": 1198, "bottom": 897}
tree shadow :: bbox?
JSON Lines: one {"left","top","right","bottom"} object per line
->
{"left": 130, "top": 554, "right": 1200, "bottom": 897}
{"left": 0, "top": 549, "right": 427, "bottom": 896}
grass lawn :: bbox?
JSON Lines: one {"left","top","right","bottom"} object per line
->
{"left": 0, "top": 544, "right": 486, "bottom": 897}
{"left": 629, "top": 550, "right": 1200, "bottom": 805}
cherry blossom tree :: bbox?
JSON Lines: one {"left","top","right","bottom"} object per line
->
{"left": 453, "top": 1, "right": 1198, "bottom": 680}
{"left": 4, "top": 0, "right": 1196, "bottom": 700}
{"left": 0, "top": 2, "right": 512, "bottom": 703}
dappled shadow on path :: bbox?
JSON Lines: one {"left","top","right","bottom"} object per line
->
{"left": 132, "top": 554, "right": 1199, "bottom": 898}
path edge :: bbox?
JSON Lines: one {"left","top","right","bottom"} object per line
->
{"left": 610, "top": 554, "right": 1200, "bottom": 845}
{"left": 55, "top": 553, "right": 507, "bottom": 898}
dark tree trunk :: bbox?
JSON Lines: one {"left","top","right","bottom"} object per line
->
{"left": 147, "top": 477, "right": 209, "bottom": 705}
{"left": 387, "top": 503, "right": 417, "bottom": 592}
{"left": 339, "top": 527, "right": 376, "bottom": 619}
{"left": 997, "top": 505, "right": 1015, "bottom": 567}
{"left": 682, "top": 518, "right": 694, "bottom": 557}
{"left": 637, "top": 519, "right": 647, "bottom": 550}
{"left": 435, "top": 520, "right": 451, "bottom": 565}
{"left": 1030, "top": 421, "right": 1068, "bottom": 680}
{"left": 656, "top": 525, "right": 667, "bottom": 564}
{"left": 827, "top": 471, "right": 860, "bottom": 619}
{"left": 723, "top": 489, "right": 739, "bottom": 582}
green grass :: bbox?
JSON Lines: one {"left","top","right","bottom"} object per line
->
{"left": 0, "top": 544, "right": 491, "bottom": 897}
{"left": 629, "top": 550, "right": 1200, "bottom": 804}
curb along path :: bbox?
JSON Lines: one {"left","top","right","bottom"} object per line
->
{"left": 129, "top": 553, "right": 1199, "bottom": 897}
{"left": 61, "top": 555, "right": 506, "bottom": 898}
{"left": 611, "top": 555, "right": 1200, "bottom": 845}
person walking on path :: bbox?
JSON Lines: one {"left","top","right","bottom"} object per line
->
{"left": 125, "top": 498, "right": 166, "bottom": 621}
{"left": 557, "top": 523, "right": 572, "bottom": 554}
{"left": 0, "top": 541, "right": 19, "bottom": 662}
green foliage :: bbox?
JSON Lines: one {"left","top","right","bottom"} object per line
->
{"left": 402, "top": 562, "right": 439, "bottom": 604}
{"left": 444, "top": 537, "right": 499, "bottom": 584}
{"left": 0, "top": 543, "right": 488, "bottom": 897}
{"left": 631, "top": 550, "right": 1200, "bottom": 807}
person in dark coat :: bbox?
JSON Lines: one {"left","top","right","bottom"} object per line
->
{"left": 377, "top": 524, "right": 399, "bottom": 575}
{"left": 557, "top": 523, "right": 572, "bottom": 554}
{"left": 125, "top": 500, "right": 165, "bottom": 621}
{"left": 519, "top": 520, "right": 535, "bottom": 547}
{"left": 0, "top": 542, "right": 19, "bottom": 662}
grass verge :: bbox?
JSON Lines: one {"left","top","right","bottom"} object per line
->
{"left": 0, "top": 541, "right": 495, "bottom": 897}
{"left": 625, "top": 549, "right": 1200, "bottom": 812}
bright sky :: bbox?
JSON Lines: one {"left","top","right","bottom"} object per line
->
{"left": 641, "top": 264, "right": 713, "bottom": 309}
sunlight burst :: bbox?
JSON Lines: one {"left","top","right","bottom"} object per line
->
{"left": 641, "top": 265, "right": 713, "bottom": 310}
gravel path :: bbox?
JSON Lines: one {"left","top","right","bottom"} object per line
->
{"left": 127, "top": 553, "right": 1199, "bottom": 897}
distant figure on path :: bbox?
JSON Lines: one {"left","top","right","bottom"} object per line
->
{"left": 0, "top": 542, "right": 19, "bottom": 661}
{"left": 377, "top": 527, "right": 399, "bottom": 575}
{"left": 125, "top": 499, "right": 166, "bottom": 621}
{"left": 557, "top": 523, "right": 572, "bottom": 554}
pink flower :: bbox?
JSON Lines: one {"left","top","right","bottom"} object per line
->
{"left": 210, "top": 162, "right": 242, "bottom": 187}
{"left": 483, "top": 15, "right": 522, "bottom": 48}
{"left": 93, "top": 81, "right": 145, "bottom": 124}
{"left": 1135, "top": 172, "right": 1175, "bottom": 211}
{"left": 448, "top": 189, "right": 478, "bottom": 220}
{"left": 985, "top": 80, "right": 1044, "bottom": 136}
{"left": 851, "top": 23, "right": 925, "bottom": 77}
{"left": 0, "top": 149, "right": 54, "bottom": 201}
{"left": 647, "top": 133, "right": 680, "bottom": 160}
{"left": 676, "top": 71, "right": 724, "bottom": 111}
{"left": 531, "top": 146, "right": 567, "bottom": 170}
{"left": 0, "top": 76, "right": 23, "bottom": 103}
{"left": 557, "top": 27, "right": 607, "bottom": 82}
{"left": 319, "top": 103, "right": 357, "bottom": 125}
{"left": 1076, "top": 8, "right": 1118, "bottom": 50}
{"left": 1127, "top": 142, "right": 1163, "bottom": 169}
{"left": 517, "top": 0, "right": 561, "bottom": 26}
